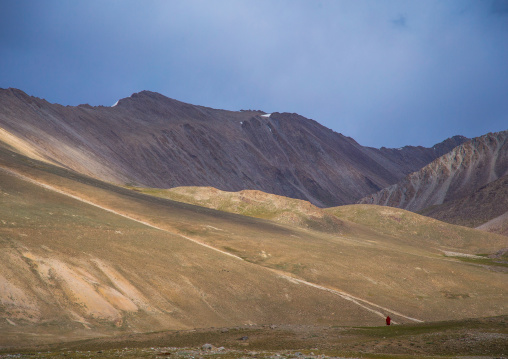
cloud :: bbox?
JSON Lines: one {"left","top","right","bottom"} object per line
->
{"left": 391, "top": 15, "right": 407, "bottom": 28}
{"left": 1, "top": 0, "right": 507, "bottom": 148}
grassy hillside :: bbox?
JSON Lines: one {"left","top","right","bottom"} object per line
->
{"left": 2, "top": 316, "right": 507, "bottom": 357}
{"left": 0, "top": 144, "right": 507, "bottom": 348}
{"left": 327, "top": 204, "right": 506, "bottom": 254}
{"left": 0, "top": 147, "right": 379, "bottom": 347}
{"left": 126, "top": 186, "right": 347, "bottom": 233}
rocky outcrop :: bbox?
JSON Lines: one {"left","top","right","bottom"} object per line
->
{"left": 0, "top": 88, "right": 467, "bottom": 207}
{"left": 359, "top": 131, "right": 508, "bottom": 212}
{"left": 420, "top": 174, "right": 508, "bottom": 234}
{"left": 377, "top": 135, "right": 469, "bottom": 175}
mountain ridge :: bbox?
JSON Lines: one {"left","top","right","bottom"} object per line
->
{"left": 359, "top": 130, "right": 508, "bottom": 231}
{"left": 0, "top": 88, "right": 469, "bottom": 207}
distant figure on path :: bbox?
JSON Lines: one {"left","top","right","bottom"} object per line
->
{"left": 386, "top": 316, "right": 391, "bottom": 325}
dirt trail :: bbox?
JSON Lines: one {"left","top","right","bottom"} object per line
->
{"left": 0, "top": 166, "right": 423, "bottom": 324}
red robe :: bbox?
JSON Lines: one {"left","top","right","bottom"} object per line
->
{"left": 386, "top": 316, "right": 391, "bottom": 325}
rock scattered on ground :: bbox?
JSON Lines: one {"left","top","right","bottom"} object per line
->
{"left": 0, "top": 347, "right": 360, "bottom": 359}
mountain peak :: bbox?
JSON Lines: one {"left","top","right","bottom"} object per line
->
{"left": 131, "top": 90, "right": 167, "bottom": 99}
{"left": 112, "top": 90, "right": 192, "bottom": 109}
{"left": 1, "top": 87, "right": 33, "bottom": 101}
{"left": 432, "top": 135, "right": 470, "bottom": 155}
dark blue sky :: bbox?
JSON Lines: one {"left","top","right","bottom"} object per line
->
{"left": 1, "top": 0, "right": 507, "bottom": 148}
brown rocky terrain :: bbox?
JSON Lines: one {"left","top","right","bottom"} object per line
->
{"left": 420, "top": 174, "right": 508, "bottom": 235}
{"left": 0, "top": 88, "right": 468, "bottom": 207}
{"left": 359, "top": 131, "right": 508, "bottom": 216}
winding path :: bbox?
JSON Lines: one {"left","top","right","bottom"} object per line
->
{"left": 1, "top": 166, "right": 423, "bottom": 324}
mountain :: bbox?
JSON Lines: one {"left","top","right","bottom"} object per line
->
{"left": 1, "top": 88, "right": 506, "bottom": 350}
{"left": 420, "top": 174, "right": 508, "bottom": 235}
{"left": 378, "top": 135, "right": 469, "bottom": 175}
{"left": 0, "top": 88, "right": 468, "bottom": 207}
{"left": 1, "top": 144, "right": 507, "bottom": 347}
{"left": 359, "top": 131, "right": 508, "bottom": 216}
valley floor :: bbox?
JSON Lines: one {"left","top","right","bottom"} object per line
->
{"left": 1, "top": 316, "right": 507, "bottom": 359}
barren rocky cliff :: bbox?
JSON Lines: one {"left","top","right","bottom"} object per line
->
{"left": 360, "top": 130, "right": 508, "bottom": 214}
{"left": 0, "top": 88, "right": 467, "bottom": 206}
{"left": 420, "top": 174, "right": 508, "bottom": 235}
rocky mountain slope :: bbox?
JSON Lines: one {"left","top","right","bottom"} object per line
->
{"left": 420, "top": 174, "right": 508, "bottom": 235}
{"left": 377, "top": 135, "right": 468, "bottom": 175}
{"left": 359, "top": 131, "right": 508, "bottom": 216}
{"left": 0, "top": 88, "right": 467, "bottom": 207}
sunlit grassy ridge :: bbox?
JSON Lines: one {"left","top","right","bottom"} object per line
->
{"left": 122, "top": 185, "right": 508, "bottom": 327}
{"left": 326, "top": 204, "right": 506, "bottom": 254}
{"left": 126, "top": 186, "right": 347, "bottom": 233}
